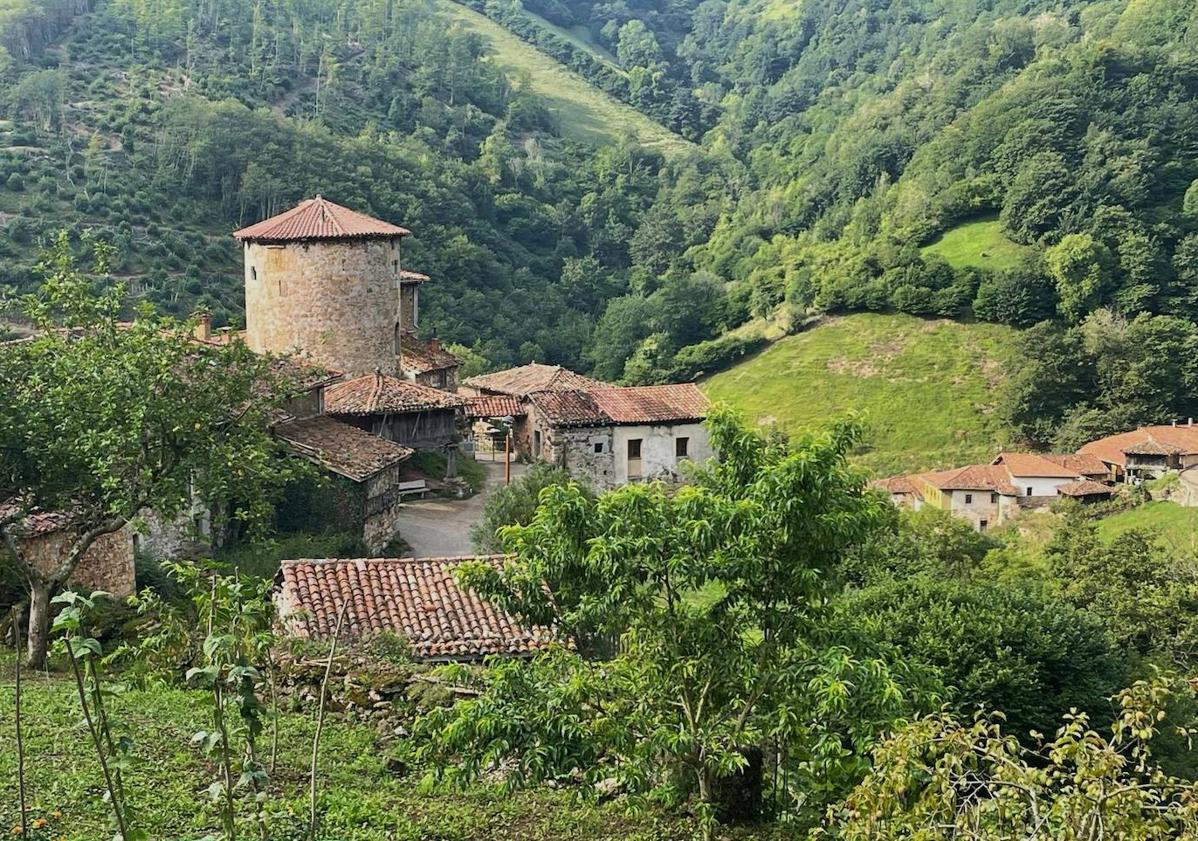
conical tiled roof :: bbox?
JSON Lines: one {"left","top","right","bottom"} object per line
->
{"left": 233, "top": 196, "right": 410, "bottom": 242}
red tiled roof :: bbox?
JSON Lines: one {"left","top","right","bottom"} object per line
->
{"left": 918, "top": 465, "right": 1020, "bottom": 495}
{"left": 325, "top": 373, "right": 465, "bottom": 415}
{"left": 233, "top": 196, "right": 410, "bottom": 242}
{"left": 276, "top": 556, "right": 563, "bottom": 660}
{"left": 528, "top": 390, "right": 610, "bottom": 427}
{"left": 591, "top": 384, "right": 709, "bottom": 424}
{"left": 464, "top": 395, "right": 526, "bottom": 419}
{"left": 872, "top": 476, "right": 918, "bottom": 495}
{"left": 1079, "top": 425, "right": 1198, "bottom": 468}
{"left": 399, "top": 334, "right": 461, "bottom": 375}
{"left": 1122, "top": 440, "right": 1183, "bottom": 456}
{"left": 274, "top": 416, "right": 412, "bottom": 482}
{"left": 991, "top": 452, "right": 1080, "bottom": 478}
{"left": 0, "top": 502, "right": 75, "bottom": 538}
{"left": 1057, "top": 480, "right": 1114, "bottom": 498}
{"left": 1040, "top": 453, "right": 1109, "bottom": 477}
{"left": 464, "top": 364, "right": 607, "bottom": 397}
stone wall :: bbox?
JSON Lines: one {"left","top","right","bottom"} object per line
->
{"left": 23, "top": 527, "right": 136, "bottom": 598}
{"left": 542, "top": 424, "right": 615, "bottom": 489}
{"left": 244, "top": 238, "right": 403, "bottom": 376}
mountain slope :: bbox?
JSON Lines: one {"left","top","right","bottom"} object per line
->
{"left": 702, "top": 314, "right": 1020, "bottom": 476}
{"left": 435, "top": 0, "right": 690, "bottom": 155}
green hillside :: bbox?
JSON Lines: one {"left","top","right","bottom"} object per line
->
{"left": 702, "top": 314, "right": 1021, "bottom": 476}
{"left": 436, "top": 1, "right": 689, "bottom": 155}
{"left": 1095, "top": 501, "right": 1198, "bottom": 554}
{"left": 921, "top": 218, "right": 1032, "bottom": 272}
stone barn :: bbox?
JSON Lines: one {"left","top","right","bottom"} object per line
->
{"left": 324, "top": 371, "right": 465, "bottom": 450}
{"left": 0, "top": 506, "right": 136, "bottom": 599}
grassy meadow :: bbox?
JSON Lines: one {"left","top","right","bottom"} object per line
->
{"left": 921, "top": 218, "right": 1032, "bottom": 271}
{"left": 1095, "top": 500, "right": 1198, "bottom": 554}
{"left": 0, "top": 663, "right": 781, "bottom": 841}
{"left": 436, "top": 0, "right": 691, "bottom": 156}
{"left": 702, "top": 313, "right": 1021, "bottom": 476}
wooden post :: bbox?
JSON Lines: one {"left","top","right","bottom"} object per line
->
{"left": 505, "top": 431, "right": 511, "bottom": 485}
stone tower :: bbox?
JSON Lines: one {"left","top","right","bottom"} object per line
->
{"left": 234, "top": 196, "right": 422, "bottom": 376}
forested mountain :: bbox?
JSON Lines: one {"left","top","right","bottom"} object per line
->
{"left": 2, "top": 0, "right": 1197, "bottom": 445}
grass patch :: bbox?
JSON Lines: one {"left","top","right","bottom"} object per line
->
{"left": 921, "top": 217, "right": 1032, "bottom": 271}
{"left": 0, "top": 666, "right": 732, "bottom": 840}
{"left": 436, "top": 0, "right": 692, "bottom": 156}
{"left": 701, "top": 313, "right": 1020, "bottom": 476}
{"left": 213, "top": 532, "right": 368, "bottom": 579}
{"left": 1095, "top": 501, "right": 1198, "bottom": 554}
{"left": 514, "top": 8, "right": 623, "bottom": 70}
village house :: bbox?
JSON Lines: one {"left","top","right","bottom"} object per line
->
{"left": 526, "top": 384, "right": 714, "bottom": 489}
{"left": 0, "top": 507, "right": 137, "bottom": 599}
{"left": 876, "top": 450, "right": 1113, "bottom": 531}
{"left": 1078, "top": 421, "right": 1198, "bottom": 482}
{"left": 460, "top": 364, "right": 714, "bottom": 488}
{"left": 274, "top": 556, "right": 562, "bottom": 661}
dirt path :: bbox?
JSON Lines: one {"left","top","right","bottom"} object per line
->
{"left": 395, "top": 458, "right": 526, "bottom": 557}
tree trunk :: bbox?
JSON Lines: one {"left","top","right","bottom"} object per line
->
{"left": 26, "top": 579, "right": 52, "bottom": 669}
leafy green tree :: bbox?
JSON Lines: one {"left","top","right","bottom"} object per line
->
{"left": 0, "top": 235, "right": 298, "bottom": 667}
{"left": 842, "top": 576, "right": 1125, "bottom": 740}
{"left": 998, "top": 322, "right": 1097, "bottom": 445}
{"left": 971, "top": 265, "right": 1056, "bottom": 327}
{"left": 1046, "top": 233, "right": 1116, "bottom": 322}
{"left": 470, "top": 462, "right": 581, "bottom": 554}
{"left": 1046, "top": 517, "right": 1198, "bottom": 665}
{"left": 585, "top": 294, "right": 658, "bottom": 381}
{"left": 419, "top": 412, "right": 924, "bottom": 836}
{"left": 835, "top": 676, "right": 1198, "bottom": 839}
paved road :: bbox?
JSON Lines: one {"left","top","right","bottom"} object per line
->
{"left": 395, "top": 458, "right": 526, "bottom": 557}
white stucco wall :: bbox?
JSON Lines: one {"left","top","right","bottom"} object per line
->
{"left": 1007, "top": 475, "right": 1070, "bottom": 497}
{"left": 611, "top": 422, "right": 713, "bottom": 485}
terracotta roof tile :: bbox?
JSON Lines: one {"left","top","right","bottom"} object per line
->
{"left": 591, "top": 384, "right": 709, "bottom": 424}
{"left": 399, "top": 270, "right": 429, "bottom": 283}
{"left": 464, "top": 364, "right": 607, "bottom": 397}
{"left": 325, "top": 373, "right": 465, "bottom": 415}
{"left": 233, "top": 196, "right": 410, "bottom": 242}
{"left": 528, "top": 390, "right": 610, "bottom": 427}
{"left": 399, "top": 335, "right": 461, "bottom": 375}
{"left": 1040, "top": 453, "right": 1109, "bottom": 477}
{"left": 872, "top": 476, "right": 918, "bottom": 495}
{"left": 1079, "top": 425, "right": 1198, "bottom": 468}
{"left": 1057, "top": 480, "right": 1115, "bottom": 498}
{"left": 0, "top": 502, "right": 76, "bottom": 538}
{"left": 276, "top": 556, "right": 563, "bottom": 660}
{"left": 464, "top": 395, "right": 526, "bottom": 419}
{"left": 991, "top": 452, "right": 1081, "bottom": 478}
{"left": 274, "top": 416, "right": 412, "bottom": 482}
{"left": 918, "top": 465, "right": 1020, "bottom": 495}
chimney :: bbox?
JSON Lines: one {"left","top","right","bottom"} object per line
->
{"left": 193, "top": 312, "right": 212, "bottom": 342}
{"left": 1190, "top": 418, "right": 1194, "bottom": 427}
{"left": 217, "top": 327, "right": 233, "bottom": 345}
{"left": 429, "top": 337, "right": 440, "bottom": 352}
{"left": 1173, "top": 420, "right": 1178, "bottom": 427}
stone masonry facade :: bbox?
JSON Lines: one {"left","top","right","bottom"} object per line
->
{"left": 24, "top": 527, "right": 137, "bottom": 599}
{"left": 244, "top": 238, "right": 405, "bottom": 376}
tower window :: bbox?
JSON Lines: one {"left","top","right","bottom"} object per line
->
{"left": 251, "top": 265, "right": 257, "bottom": 281}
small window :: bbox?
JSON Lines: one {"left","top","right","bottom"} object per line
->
{"left": 1026, "top": 486, "right": 1033, "bottom": 496}
{"left": 964, "top": 493, "right": 973, "bottom": 504}
{"left": 990, "top": 493, "right": 998, "bottom": 504}
{"left": 979, "top": 519, "right": 989, "bottom": 532}
{"left": 593, "top": 441, "right": 604, "bottom": 454}
{"left": 251, "top": 265, "right": 257, "bottom": 281}
{"left": 675, "top": 437, "right": 689, "bottom": 458}
{"left": 393, "top": 259, "right": 399, "bottom": 275}
{"left": 534, "top": 430, "right": 542, "bottom": 456}
{"left": 628, "top": 439, "right": 642, "bottom": 459}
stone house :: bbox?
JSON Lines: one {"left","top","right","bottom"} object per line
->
{"left": 525, "top": 384, "right": 714, "bottom": 490}
{"left": 875, "top": 450, "right": 1113, "bottom": 531}
{"left": 273, "top": 415, "right": 414, "bottom": 553}
{"left": 325, "top": 371, "right": 465, "bottom": 450}
{"left": 0, "top": 507, "right": 136, "bottom": 599}
{"left": 1078, "top": 421, "right": 1198, "bottom": 482}
{"left": 461, "top": 363, "right": 606, "bottom": 458}
{"left": 274, "top": 556, "right": 563, "bottom": 661}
